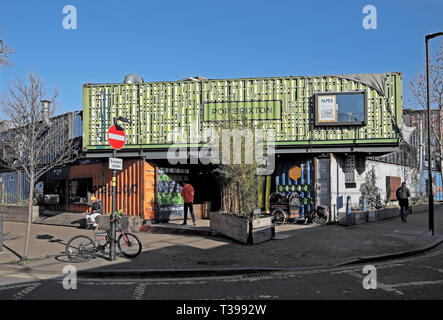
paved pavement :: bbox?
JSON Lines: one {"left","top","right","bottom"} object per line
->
{"left": 0, "top": 205, "right": 442, "bottom": 284}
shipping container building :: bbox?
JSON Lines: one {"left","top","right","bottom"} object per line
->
{"left": 82, "top": 72, "right": 403, "bottom": 156}
{"left": 0, "top": 73, "right": 411, "bottom": 223}
{"left": 80, "top": 72, "right": 405, "bottom": 220}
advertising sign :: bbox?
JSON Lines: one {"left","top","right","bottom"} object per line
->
{"left": 317, "top": 95, "right": 337, "bottom": 122}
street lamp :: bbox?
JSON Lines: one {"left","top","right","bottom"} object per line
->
{"left": 425, "top": 31, "right": 443, "bottom": 236}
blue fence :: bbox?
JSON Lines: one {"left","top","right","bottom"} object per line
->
{"left": 274, "top": 158, "right": 315, "bottom": 216}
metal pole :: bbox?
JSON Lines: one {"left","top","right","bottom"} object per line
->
{"left": 110, "top": 149, "right": 117, "bottom": 261}
{"left": 425, "top": 32, "right": 443, "bottom": 236}
{"left": 426, "top": 36, "right": 435, "bottom": 236}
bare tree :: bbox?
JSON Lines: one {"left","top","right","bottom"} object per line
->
{"left": 0, "top": 38, "right": 13, "bottom": 67}
{"left": 408, "top": 40, "right": 443, "bottom": 180}
{"left": 0, "top": 72, "right": 79, "bottom": 261}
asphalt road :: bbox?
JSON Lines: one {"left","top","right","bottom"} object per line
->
{"left": 0, "top": 246, "right": 442, "bottom": 303}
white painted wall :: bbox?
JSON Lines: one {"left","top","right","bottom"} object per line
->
{"left": 329, "top": 154, "right": 420, "bottom": 219}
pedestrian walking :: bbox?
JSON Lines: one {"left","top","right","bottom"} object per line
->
{"left": 396, "top": 182, "right": 411, "bottom": 223}
{"left": 180, "top": 183, "right": 196, "bottom": 226}
{"left": 86, "top": 196, "right": 103, "bottom": 230}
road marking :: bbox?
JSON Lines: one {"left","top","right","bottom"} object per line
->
{"left": 0, "top": 282, "right": 40, "bottom": 291}
{"left": 7, "top": 283, "right": 41, "bottom": 300}
{"left": 132, "top": 283, "right": 146, "bottom": 300}
{"left": 389, "top": 279, "right": 443, "bottom": 289}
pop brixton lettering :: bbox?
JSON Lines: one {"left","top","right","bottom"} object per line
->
{"left": 211, "top": 106, "right": 273, "bottom": 116}
{"left": 204, "top": 100, "right": 282, "bottom": 121}
{"left": 92, "top": 183, "right": 138, "bottom": 196}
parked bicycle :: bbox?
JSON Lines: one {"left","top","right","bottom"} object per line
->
{"left": 65, "top": 213, "right": 142, "bottom": 263}
{"left": 269, "top": 191, "right": 330, "bottom": 225}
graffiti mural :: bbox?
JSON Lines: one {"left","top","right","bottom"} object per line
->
{"left": 156, "top": 167, "right": 189, "bottom": 222}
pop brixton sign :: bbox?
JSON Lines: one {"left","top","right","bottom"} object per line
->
{"left": 203, "top": 100, "right": 282, "bottom": 121}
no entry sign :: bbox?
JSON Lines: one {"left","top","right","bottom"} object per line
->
{"left": 107, "top": 125, "right": 126, "bottom": 150}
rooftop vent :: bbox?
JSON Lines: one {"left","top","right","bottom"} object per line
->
{"left": 41, "top": 100, "right": 51, "bottom": 125}
{"left": 123, "top": 73, "right": 144, "bottom": 84}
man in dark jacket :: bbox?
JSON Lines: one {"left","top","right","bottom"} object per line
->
{"left": 396, "top": 182, "right": 411, "bottom": 223}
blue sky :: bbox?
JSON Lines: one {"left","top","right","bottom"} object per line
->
{"left": 0, "top": 0, "right": 442, "bottom": 114}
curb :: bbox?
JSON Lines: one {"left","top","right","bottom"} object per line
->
{"left": 337, "top": 236, "right": 443, "bottom": 266}
{"left": 140, "top": 224, "right": 213, "bottom": 237}
{"left": 77, "top": 267, "right": 286, "bottom": 279}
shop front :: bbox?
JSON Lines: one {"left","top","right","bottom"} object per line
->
{"left": 68, "top": 159, "right": 155, "bottom": 220}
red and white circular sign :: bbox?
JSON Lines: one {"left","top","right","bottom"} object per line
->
{"left": 107, "top": 125, "right": 126, "bottom": 150}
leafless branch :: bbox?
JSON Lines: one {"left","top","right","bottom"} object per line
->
{"left": 0, "top": 72, "right": 79, "bottom": 184}
{"left": 0, "top": 38, "right": 13, "bottom": 67}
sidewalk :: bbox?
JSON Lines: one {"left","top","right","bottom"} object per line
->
{"left": 0, "top": 205, "right": 442, "bottom": 282}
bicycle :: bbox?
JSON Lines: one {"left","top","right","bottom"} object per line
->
{"left": 65, "top": 214, "right": 142, "bottom": 263}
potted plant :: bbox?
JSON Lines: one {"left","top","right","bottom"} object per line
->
{"left": 209, "top": 118, "right": 274, "bottom": 244}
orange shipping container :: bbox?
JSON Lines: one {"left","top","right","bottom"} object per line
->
{"left": 69, "top": 159, "right": 156, "bottom": 220}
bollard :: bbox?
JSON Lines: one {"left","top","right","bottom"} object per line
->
{"left": 346, "top": 196, "right": 352, "bottom": 226}
{"left": 362, "top": 196, "right": 367, "bottom": 212}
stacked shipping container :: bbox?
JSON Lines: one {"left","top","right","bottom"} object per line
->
{"left": 68, "top": 159, "right": 155, "bottom": 219}
{"left": 82, "top": 73, "right": 403, "bottom": 151}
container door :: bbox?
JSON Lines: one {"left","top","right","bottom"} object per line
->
{"left": 316, "top": 158, "right": 331, "bottom": 209}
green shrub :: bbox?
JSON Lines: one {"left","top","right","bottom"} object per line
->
{"left": 360, "top": 167, "right": 383, "bottom": 209}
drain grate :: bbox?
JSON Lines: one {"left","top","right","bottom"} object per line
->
{"left": 245, "top": 272, "right": 273, "bottom": 279}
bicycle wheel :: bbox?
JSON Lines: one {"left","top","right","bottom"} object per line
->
{"left": 312, "top": 211, "right": 329, "bottom": 225}
{"left": 117, "top": 232, "right": 142, "bottom": 257}
{"left": 271, "top": 208, "right": 286, "bottom": 225}
{"left": 65, "top": 235, "right": 96, "bottom": 263}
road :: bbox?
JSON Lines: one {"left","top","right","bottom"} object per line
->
{"left": 0, "top": 246, "right": 442, "bottom": 302}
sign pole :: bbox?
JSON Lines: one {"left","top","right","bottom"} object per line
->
{"left": 107, "top": 117, "right": 130, "bottom": 261}
{"left": 110, "top": 149, "right": 117, "bottom": 261}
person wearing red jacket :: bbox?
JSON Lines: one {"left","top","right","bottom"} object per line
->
{"left": 180, "top": 183, "right": 196, "bottom": 226}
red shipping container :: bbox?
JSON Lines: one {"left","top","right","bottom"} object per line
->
{"left": 69, "top": 159, "right": 156, "bottom": 220}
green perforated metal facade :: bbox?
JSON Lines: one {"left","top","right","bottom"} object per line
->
{"left": 82, "top": 72, "right": 402, "bottom": 151}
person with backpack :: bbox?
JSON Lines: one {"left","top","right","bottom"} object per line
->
{"left": 396, "top": 182, "right": 411, "bottom": 223}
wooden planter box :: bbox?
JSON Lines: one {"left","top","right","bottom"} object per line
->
{"left": 210, "top": 211, "right": 274, "bottom": 244}
{"left": 0, "top": 204, "right": 40, "bottom": 223}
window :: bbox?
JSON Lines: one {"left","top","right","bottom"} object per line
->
{"left": 314, "top": 91, "right": 367, "bottom": 126}
{"left": 69, "top": 178, "right": 92, "bottom": 204}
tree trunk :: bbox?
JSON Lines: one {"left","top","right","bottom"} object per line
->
{"left": 439, "top": 108, "right": 443, "bottom": 196}
{"left": 22, "top": 174, "right": 34, "bottom": 261}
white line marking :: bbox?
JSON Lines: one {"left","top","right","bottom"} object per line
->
{"left": 132, "top": 283, "right": 146, "bottom": 300}
{"left": 8, "top": 283, "right": 41, "bottom": 300}
{"left": 108, "top": 133, "right": 125, "bottom": 141}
